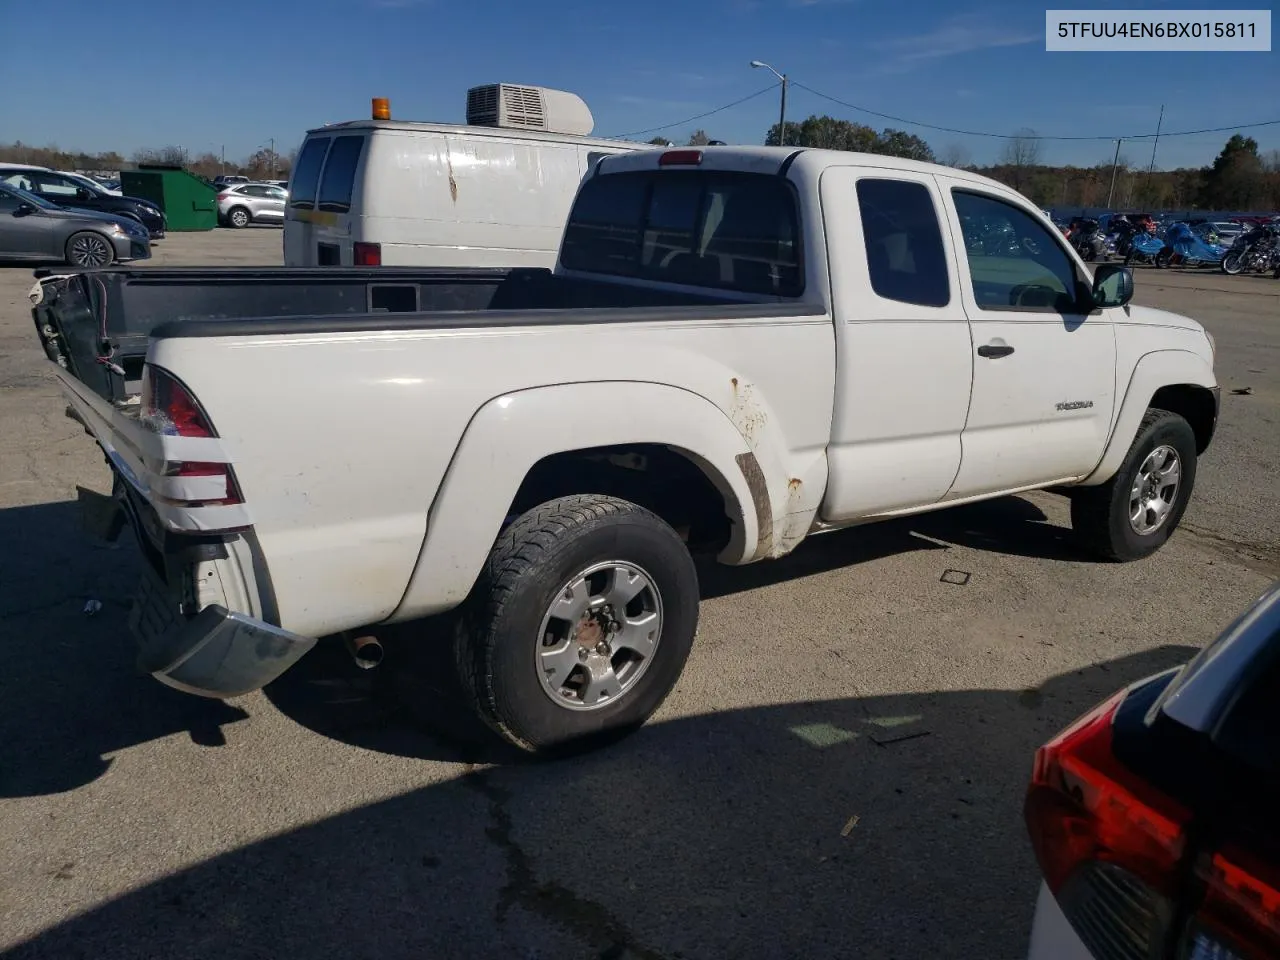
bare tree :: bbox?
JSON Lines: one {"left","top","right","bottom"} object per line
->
{"left": 687, "top": 129, "right": 711, "bottom": 146}
{"left": 1001, "top": 128, "right": 1041, "bottom": 191}
{"left": 939, "top": 143, "right": 971, "bottom": 169}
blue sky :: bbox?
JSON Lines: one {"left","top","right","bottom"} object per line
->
{"left": 1, "top": 0, "right": 1274, "bottom": 170}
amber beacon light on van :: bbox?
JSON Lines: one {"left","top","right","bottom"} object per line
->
{"left": 372, "top": 97, "right": 391, "bottom": 120}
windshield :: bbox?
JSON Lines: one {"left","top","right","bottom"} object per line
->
{"left": 0, "top": 182, "right": 57, "bottom": 210}
{"left": 65, "top": 174, "right": 104, "bottom": 195}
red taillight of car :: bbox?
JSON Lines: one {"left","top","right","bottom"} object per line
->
{"left": 353, "top": 241, "right": 382, "bottom": 266}
{"left": 217, "top": 193, "right": 230, "bottom": 202}
{"left": 1183, "top": 848, "right": 1280, "bottom": 960}
{"left": 142, "top": 366, "right": 216, "bottom": 438}
{"left": 1024, "top": 690, "right": 1189, "bottom": 895}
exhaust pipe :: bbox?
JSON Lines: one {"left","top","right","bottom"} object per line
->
{"left": 344, "top": 634, "right": 384, "bottom": 670}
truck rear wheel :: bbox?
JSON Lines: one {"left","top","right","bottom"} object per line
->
{"left": 1070, "top": 408, "right": 1197, "bottom": 561}
{"left": 455, "top": 494, "right": 699, "bottom": 754}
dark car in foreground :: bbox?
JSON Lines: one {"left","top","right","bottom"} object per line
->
{"left": 1025, "top": 580, "right": 1280, "bottom": 959}
{"left": 0, "top": 166, "right": 165, "bottom": 239}
{"left": 0, "top": 182, "right": 150, "bottom": 266}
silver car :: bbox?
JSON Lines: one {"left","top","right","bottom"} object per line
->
{"left": 217, "top": 182, "right": 287, "bottom": 228}
{"left": 0, "top": 182, "right": 150, "bottom": 266}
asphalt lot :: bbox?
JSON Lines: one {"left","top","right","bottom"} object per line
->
{"left": 1, "top": 229, "right": 1277, "bottom": 960}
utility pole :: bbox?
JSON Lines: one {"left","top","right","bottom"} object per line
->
{"left": 1106, "top": 138, "right": 1123, "bottom": 208}
{"left": 269, "top": 137, "right": 276, "bottom": 178}
{"left": 220, "top": 144, "right": 225, "bottom": 177}
{"left": 1147, "top": 104, "right": 1164, "bottom": 175}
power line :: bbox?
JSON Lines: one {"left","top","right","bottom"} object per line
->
{"left": 793, "top": 81, "right": 1280, "bottom": 141}
{"left": 608, "top": 84, "right": 780, "bottom": 139}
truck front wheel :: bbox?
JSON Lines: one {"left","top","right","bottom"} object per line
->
{"left": 455, "top": 494, "right": 699, "bottom": 754}
{"left": 1070, "top": 408, "right": 1198, "bottom": 561}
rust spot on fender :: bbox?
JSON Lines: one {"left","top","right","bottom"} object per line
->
{"left": 788, "top": 477, "right": 801, "bottom": 490}
{"left": 446, "top": 155, "right": 458, "bottom": 203}
{"left": 735, "top": 452, "right": 772, "bottom": 560}
{"left": 727, "top": 379, "right": 766, "bottom": 447}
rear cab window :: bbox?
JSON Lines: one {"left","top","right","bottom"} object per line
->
{"left": 561, "top": 170, "right": 802, "bottom": 297}
{"left": 855, "top": 178, "right": 949, "bottom": 307}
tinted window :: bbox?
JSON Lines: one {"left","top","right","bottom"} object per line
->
{"left": 289, "top": 137, "right": 330, "bottom": 210}
{"left": 951, "top": 190, "right": 1081, "bottom": 313}
{"left": 562, "top": 171, "right": 802, "bottom": 296}
{"left": 856, "top": 179, "right": 949, "bottom": 307}
{"left": 239, "top": 185, "right": 268, "bottom": 197}
{"left": 317, "top": 136, "right": 365, "bottom": 213}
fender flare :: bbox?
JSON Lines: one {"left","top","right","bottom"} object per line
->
{"left": 1082, "top": 349, "right": 1216, "bottom": 486}
{"left": 386, "top": 381, "right": 766, "bottom": 622}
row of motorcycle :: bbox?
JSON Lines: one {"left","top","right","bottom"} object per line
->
{"left": 1066, "top": 216, "right": 1280, "bottom": 276}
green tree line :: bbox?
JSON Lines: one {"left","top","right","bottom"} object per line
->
{"left": 654, "top": 119, "right": 1280, "bottom": 211}
{"left": 0, "top": 142, "right": 293, "bottom": 182}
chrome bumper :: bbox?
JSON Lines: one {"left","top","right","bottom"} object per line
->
{"left": 130, "top": 564, "right": 315, "bottom": 698}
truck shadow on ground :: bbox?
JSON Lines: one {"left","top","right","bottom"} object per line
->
{"left": 0, "top": 501, "right": 248, "bottom": 798}
{"left": 0, "top": 495, "right": 1089, "bottom": 794}
{"left": 8, "top": 644, "right": 1196, "bottom": 960}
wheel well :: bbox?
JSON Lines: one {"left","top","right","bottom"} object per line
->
{"left": 1151, "top": 384, "right": 1217, "bottom": 453}
{"left": 508, "top": 445, "right": 737, "bottom": 553}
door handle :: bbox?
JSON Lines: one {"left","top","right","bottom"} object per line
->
{"left": 977, "top": 342, "right": 1015, "bottom": 359}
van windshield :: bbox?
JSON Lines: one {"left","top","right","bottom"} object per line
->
{"left": 289, "top": 137, "right": 330, "bottom": 210}
{"left": 561, "top": 170, "right": 802, "bottom": 297}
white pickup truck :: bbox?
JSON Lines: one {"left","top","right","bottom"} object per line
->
{"left": 33, "top": 146, "right": 1220, "bottom": 753}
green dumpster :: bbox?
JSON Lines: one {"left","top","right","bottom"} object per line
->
{"left": 120, "top": 164, "right": 217, "bottom": 231}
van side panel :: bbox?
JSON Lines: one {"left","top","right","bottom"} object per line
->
{"left": 357, "top": 130, "right": 588, "bottom": 268}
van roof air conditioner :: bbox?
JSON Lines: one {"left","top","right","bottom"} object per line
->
{"left": 465, "top": 84, "right": 595, "bottom": 136}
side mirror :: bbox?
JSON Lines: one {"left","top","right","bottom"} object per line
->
{"left": 1092, "top": 264, "right": 1133, "bottom": 308}
{"left": 13, "top": 203, "right": 34, "bottom": 217}
{"left": 75, "top": 188, "right": 94, "bottom": 200}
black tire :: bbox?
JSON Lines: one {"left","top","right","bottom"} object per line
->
{"left": 227, "top": 206, "right": 251, "bottom": 228}
{"left": 1070, "top": 408, "right": 1197, "bottom": 562}
{"left": 1222, "top": 249, "right": 1245, "bottom": 275}
{"left": 1154, "top": 248, "right": 1173, "bottom": 269}
{"left": 455, "top": 494, "right": 699, "bottom": 754}
{"left": 65, "top": 231, "right": 115, "bottom": 268}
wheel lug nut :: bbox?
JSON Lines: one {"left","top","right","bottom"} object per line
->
{"left": 596, "top": 641, "right": 610, "bottom": 656}
{"left": 577, "top": 647, "right": 589, "bottom": 662}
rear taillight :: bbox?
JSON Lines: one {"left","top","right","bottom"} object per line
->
{"left": 1183, "top": 849, "right": 1280, "bottom": 960}
{"left": 1025, "top": 690, "right": 1193, "bottom": 960}
{"left": 1026, "top": 691, "right": 1189, "bottom": 895}
{"left": 217, "top": 193, "right": 230, "bottom": 202}
{"left": 141, "top": 367, "right": 243, "bottom": 508}
{"left": 353, "top": 241, "right": 381, "bottom": 266}
{"left": 142, "top": 366, "right": 216, "bottom": 438}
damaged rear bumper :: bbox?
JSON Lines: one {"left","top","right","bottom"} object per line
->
{"left": 131, "top": 564, "right": 315, "bottom": 698}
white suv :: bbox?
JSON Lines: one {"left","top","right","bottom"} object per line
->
{"left": 216, "top": 182, "right": 287, "bottom": 228}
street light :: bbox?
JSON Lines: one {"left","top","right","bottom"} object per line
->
{"left": 750, "top": 60, "right": 788, "bottom": 147}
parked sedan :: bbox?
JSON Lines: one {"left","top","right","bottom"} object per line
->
{"left": 0, "top": 182, "right": 150, "bottom": 266}
{"left": 0, "top": 166, "right": 165, "bottom": 238}
{"left": 216, "top": 182, "right": 287, "bottom": 228}
{"left": 1024, "top": 580, "right": 1280, "bottom": 960}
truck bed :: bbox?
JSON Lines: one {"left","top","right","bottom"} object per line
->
{"left": 30, "top": 266, "right": 746, "bottom": 403}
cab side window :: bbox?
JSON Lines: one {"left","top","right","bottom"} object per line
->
{"left": 951, "top": 190, "right": 1082, "bottom": 314}
{"left": 855, "top": 178, "right": 950, "bottom": 307}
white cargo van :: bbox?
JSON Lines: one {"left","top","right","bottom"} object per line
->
{"left": 283, "top": 84, "right": 650, "bottom": 268}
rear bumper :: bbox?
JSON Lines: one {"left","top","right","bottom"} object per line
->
{"left": 1026, "top": 883, "right": 1092, "bottom": 960}
{"left": 110, "top": 470, "right": 314, "bottom": 698}
{"left": 131, "top": 565, "right": 315, "bottom": 698}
